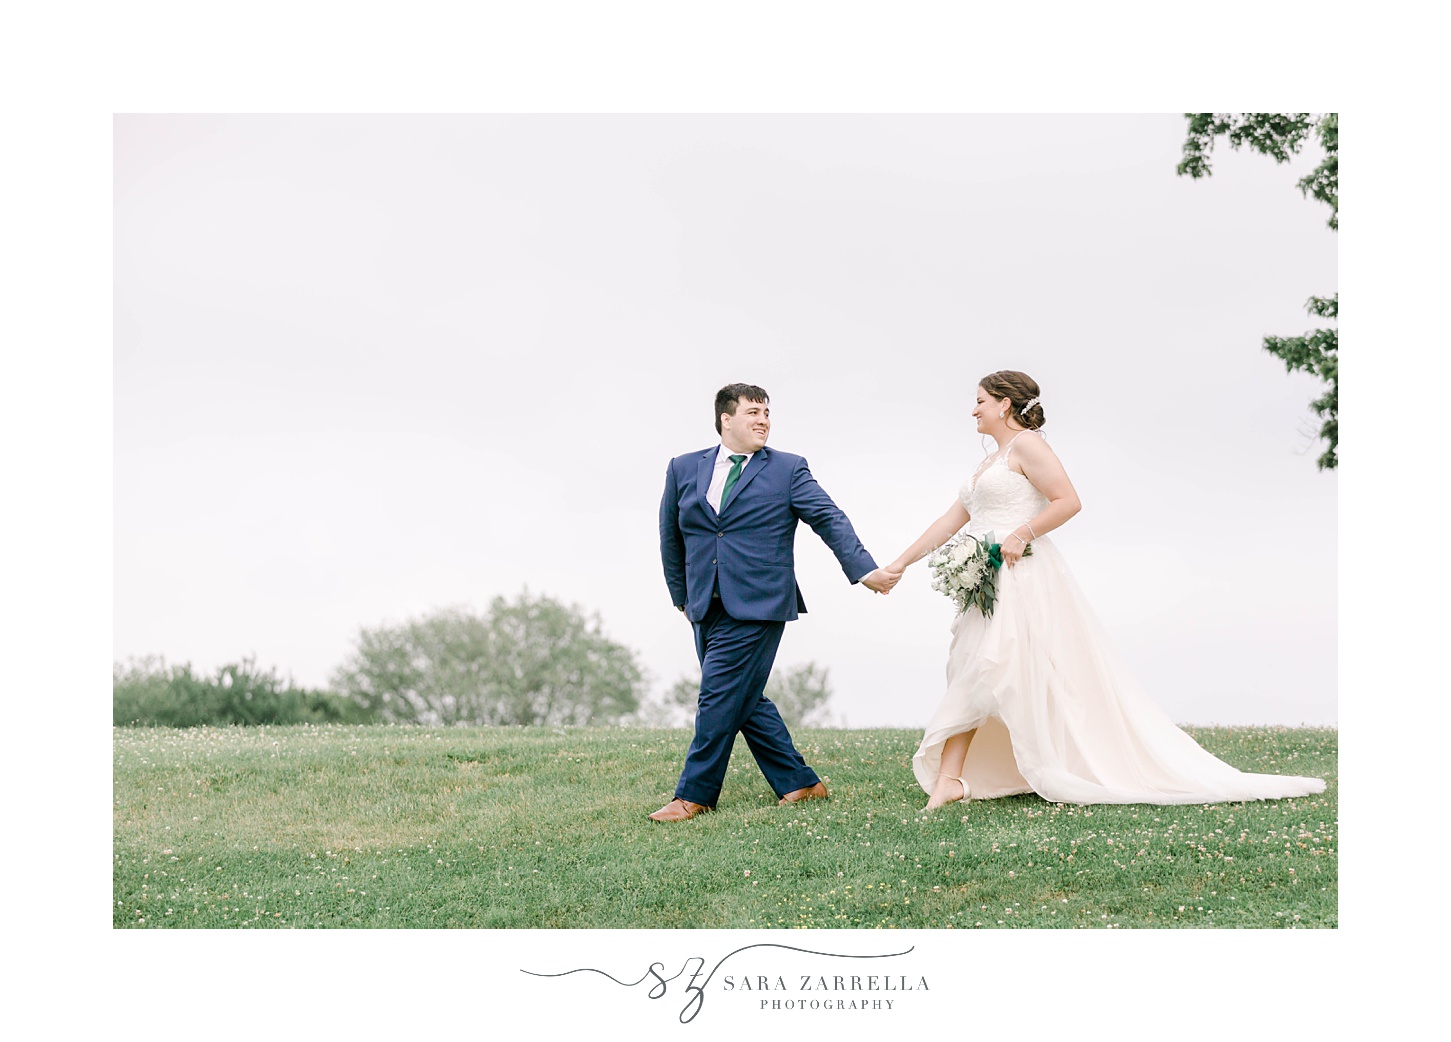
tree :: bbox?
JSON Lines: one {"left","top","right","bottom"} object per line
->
{"left": 331, "top": 592, "right": 645, "bottom": 726}
{"left": 766, "top": 662, "right": 839, "bottom": 728}
{"left": 632, "top": 672, "right": 702, "bottom": 728}
{"left": 638, "top": 661, "right": 839, "bottom": 729}
{"left": 1178, "top": 112, "right": 1338, "bottom": 469}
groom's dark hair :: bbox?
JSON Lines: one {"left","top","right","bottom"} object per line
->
{"left": 715, "top": 383, "right": 770, "bottom": 434}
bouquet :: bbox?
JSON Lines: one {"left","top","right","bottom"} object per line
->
{"left": 926, "top": 530, "right": 1032, "bottom": 619}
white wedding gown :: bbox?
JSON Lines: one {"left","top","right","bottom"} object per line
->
{"left": 912, "top": 434, "right": 1327, "bottom": 805}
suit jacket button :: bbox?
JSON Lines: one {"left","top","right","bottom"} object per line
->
{"left": 717, "top": 531, "right": 724, "bottom": 537}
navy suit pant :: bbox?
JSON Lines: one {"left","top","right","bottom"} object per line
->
{"left": 674, "top": 599, "right": 820, "bottom": 806}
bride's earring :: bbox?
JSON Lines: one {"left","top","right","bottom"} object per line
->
{"left": 999, "top": 409, "right": 1006, "bottom": 418}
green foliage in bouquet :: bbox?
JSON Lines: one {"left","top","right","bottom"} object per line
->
{"left": 927, "top": 531, "right": 1033, "bottom": 619}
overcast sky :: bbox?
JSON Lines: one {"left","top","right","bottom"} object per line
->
{"left": 114, "top": 113, "right": 1337, "bottom": 726}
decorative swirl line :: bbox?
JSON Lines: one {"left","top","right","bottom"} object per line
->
{"left": 522, "top": 942, "right": 915, "bottom": 1024}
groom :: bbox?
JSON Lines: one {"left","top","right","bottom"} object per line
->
{"left": 651, "top": 383, "right": 896, "bottom": 822}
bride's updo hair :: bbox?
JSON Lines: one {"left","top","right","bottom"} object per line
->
{"left": 978, "top": 370, "right": 1045, "bottom": 430}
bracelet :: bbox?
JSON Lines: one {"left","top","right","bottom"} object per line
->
{"left": 1009, "top": 533, "right": 1026, "bottom": 545}
{"left": 1023, "top": 522, "right": 1037, "bottom": 540}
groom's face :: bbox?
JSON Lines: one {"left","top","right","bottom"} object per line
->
{"left": 721, "top": 398, "right": 771, "bottom": 453}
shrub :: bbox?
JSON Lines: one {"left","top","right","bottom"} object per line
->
{"left": 113, "top": 656, "right": 373, "bottom": 727}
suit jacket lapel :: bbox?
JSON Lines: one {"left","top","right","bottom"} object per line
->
{"left": 696, "top": 447, "right": 718, "bottom": 517}
{"left": 720, "top": 447, "right": 769, "bottom": 515}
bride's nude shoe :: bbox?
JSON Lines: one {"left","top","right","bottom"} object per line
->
{"left": 924, "top": 774, "right": 969, "bottom": 811}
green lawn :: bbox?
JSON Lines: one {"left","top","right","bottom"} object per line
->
{"left": 113, "top": 723, "right": 1336, "bottom": 929}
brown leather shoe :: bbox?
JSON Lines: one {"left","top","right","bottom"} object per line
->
{"left": 778, "top": 781, "right": 829, "bottom": 806}
{"left": 648, "top": 797, "right": 712, "bottom": 822}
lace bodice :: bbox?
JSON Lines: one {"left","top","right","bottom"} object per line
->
{"left": 958, "top": 432, "right": 1049, "bottom": 538}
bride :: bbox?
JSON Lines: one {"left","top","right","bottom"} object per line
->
{"left": 883, "top": 370, "right": 1327, "bottom": 810}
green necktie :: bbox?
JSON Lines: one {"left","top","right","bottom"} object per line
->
{"left": 719, "top": 454, "right": 747, "bottom": 512}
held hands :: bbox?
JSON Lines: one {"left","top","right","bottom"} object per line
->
{"left": 861, "top": 566, "right": 905, "bottom": 595}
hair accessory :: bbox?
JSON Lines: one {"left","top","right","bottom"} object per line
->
{"left": 1022, "top": 396, "right": 1041, "bottom": 413}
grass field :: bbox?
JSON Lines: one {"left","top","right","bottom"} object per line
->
{"left": 113, "top": 723, "right": 1336, "bottom": 929}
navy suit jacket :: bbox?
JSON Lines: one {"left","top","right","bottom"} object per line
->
{"left": 660, "top": 445, "right": 878, "bottom": 623}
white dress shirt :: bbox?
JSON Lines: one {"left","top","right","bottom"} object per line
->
{"left": 707, "top": 444, "right": 755, "bottom": 514}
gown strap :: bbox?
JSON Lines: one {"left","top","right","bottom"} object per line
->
{"left": 1003, "top": 429, "right": 1047, "bottom": 461}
